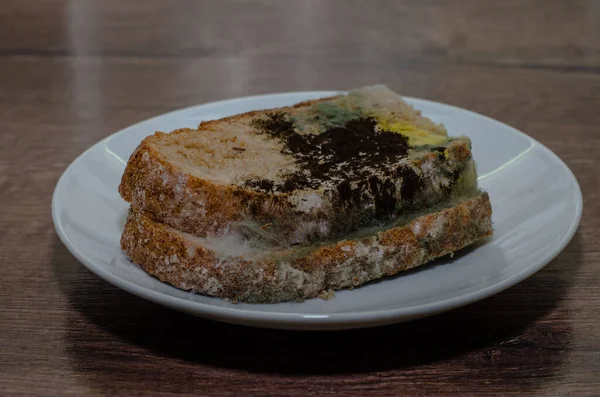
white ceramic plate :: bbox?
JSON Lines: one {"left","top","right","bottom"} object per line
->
{"left": 52, "top": 91, "right": 582, "bottom": 330}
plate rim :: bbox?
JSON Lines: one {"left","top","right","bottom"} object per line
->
{"left": 51, "top": 90, "right": 583, "bottom": 329}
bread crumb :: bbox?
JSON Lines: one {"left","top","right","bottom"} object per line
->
{"left": 318, "top": 289, "right": 335, "bottom": 300}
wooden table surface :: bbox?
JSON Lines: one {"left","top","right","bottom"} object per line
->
{"left": 1, "top": 1, "right": 599, "bottom": 395}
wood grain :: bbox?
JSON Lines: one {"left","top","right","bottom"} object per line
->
{"left": 0, "top": 0, "right": 599, "bottom": 395}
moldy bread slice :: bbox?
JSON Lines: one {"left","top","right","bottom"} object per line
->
{"left": 120, "top": 85, "right": 479, "bottom": 246}
{"left": 121, "top": 192, "right": 492, "bottom": 303}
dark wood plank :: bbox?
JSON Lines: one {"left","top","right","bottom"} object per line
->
{"left": 0, "top": 0, "right": 599, "bottom": 396}
{"left": 1, "top": 0, "right": 599, "bottom": 70}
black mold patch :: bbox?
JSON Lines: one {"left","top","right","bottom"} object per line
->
{"left": 395, "top": 166, "right": 423, "bottom": 202}
{"left": 246, "top": 113, "right": 415, "bottom": 205}
{"left": 368, "top": 176, "right": 397, "bottom": 219}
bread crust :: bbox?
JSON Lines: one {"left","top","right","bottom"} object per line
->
{"left": 121, "top": 192, "right": 493, "bottom": 303}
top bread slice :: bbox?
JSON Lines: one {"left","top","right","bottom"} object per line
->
{"left": 119, "top": 85, "right": 478, "bottom": 246}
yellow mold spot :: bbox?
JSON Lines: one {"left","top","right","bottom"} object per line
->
{"left": 375, "top": 116, "right": 448, "bottom": 146}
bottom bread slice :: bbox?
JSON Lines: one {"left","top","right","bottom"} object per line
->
{"left": 121, "top": 192, "right": 492, "bottom": 303}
